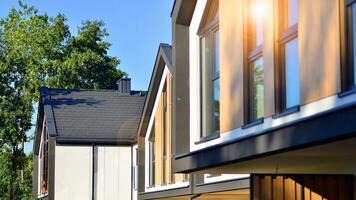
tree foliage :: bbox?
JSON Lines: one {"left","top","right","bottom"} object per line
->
{"left": 0, "top": 2, "right": 125, "bottom": 199}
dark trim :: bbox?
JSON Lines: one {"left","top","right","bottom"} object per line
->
{"left": 173, "top": 100, "right": 356, "bottom": 173}
{"left": 338, "top": 86, "right": 356, "bottom": 98}
{"left": 41, "top": 87, "right": 58, "bottom": 137}
{"left": 138, "top": 186, "right": 190, "bottom": 200}
{"left": 241, "top": 118, "right": 264, "bottom": 129}
{"left": 272, "top": 105, "right": 300, "bottom": 119}
{"left": 194, "top": 178, "right": 250, "bottom": 194}
{"left": 195, "top": 133, "right": 220, "bottom": 144}
{"left": 55, "top": 137, "right": 135, "bottom": 146}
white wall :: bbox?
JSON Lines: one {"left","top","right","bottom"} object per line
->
{"left": 96, "top": 146, "right": 133, "bottom": 200}
{"left": 55, "top": 146, "right": 92, "bottom": 200}
{"left": 55, "top": 145, "right": 134, "bottom": 200}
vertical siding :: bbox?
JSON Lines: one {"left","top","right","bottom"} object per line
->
{"left": 155, "top": 96, "right": 164, "bottom": 185}
{"left": 252, "top": 175, "right": 354, "bottom": 200}
{"left": 55, "top": 146, "right": 92, "bottom": 200}
{"left": 220, "top": 0, "right": 245, "bottom": 132}
{"left": 263, "top": 0, "right": 276, "bottom": 117}
{"left": 299, "top": 0, "right": 341, "bottom": 104}
{"left": 96, "top": 146, "right": 132, "bottom": 200}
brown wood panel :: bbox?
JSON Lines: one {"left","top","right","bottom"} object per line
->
{"left": 295, "top": 180, "right": 302, "bottom": 200}
{"left": 273, "top": 176, "right": 284, "bottom": 200}
{"left": 253, "top": 176, "right": 260, "bottom": 200}
{"left": 299, "top": 0, "right": 341, "bottom": 104}
{"left": 220, "top": 0, "right": 245, "bottom": 132}
{"left": 284, "top": 177, "right": 295, "bottom": 200}
{"left": 166, "top": 74, "right": 172, "bottom": 184}
{"left": 263, "top": 0, "right": 276, "bottom": 117}
{"left": 155, "top": 95, "right": 163, "bottom": 185}
{"left": 252, "top": 175, "right": 354, "bottom": 200}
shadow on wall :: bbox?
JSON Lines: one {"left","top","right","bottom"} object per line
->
{"left": 252, "top": 175, "right": 354, "bottom": 200}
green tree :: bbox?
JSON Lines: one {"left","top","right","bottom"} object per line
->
{"left": 0, "top": 2, "right": 125, "bottom": 199}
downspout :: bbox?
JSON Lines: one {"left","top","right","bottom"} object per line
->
{"left": 190, "top": 194, "right": 201, "bottom": 200}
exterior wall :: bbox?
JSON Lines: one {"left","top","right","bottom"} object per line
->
{"left": 55, "top": 145, "right": 92, "bottom": 200}
{"left": 299, "top": 0, "right": 341, "bottom": 104}
{"left": 220, "top": 0, "right": 245, "bottom": 132}
{"left": 187, "top": 0, "right": 351, "bottom": 154}
{"left": 55, "top": 145, "right": 133, "bottom": 200}
{"left": 144, "top": 67, "right": 189, "bottom": 193}
{"left": 95, "top": 146, "right": 133, "bottom": 200}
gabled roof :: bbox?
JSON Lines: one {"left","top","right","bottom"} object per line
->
{"left": 171, "top": 0, "right": 197, "bottom": 26}
{"left": 137, "top": 43, "right": 172, "bottom": 137}
{"left": 38, "top": 87, "right": 146, "bottom": 145}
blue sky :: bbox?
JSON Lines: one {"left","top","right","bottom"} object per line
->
{"left": 0, "top": 0, "right": 174, "bottom": 153}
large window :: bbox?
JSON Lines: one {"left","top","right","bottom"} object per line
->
{"left": 275, "top": 0, "right": 300, "bottom": 112}
{"left": 244, "top": 0, "right": 265, "bottom": 123}
{"left": 200, "top": 0, "right": 220, "bottom": 138}
{"left": 341, "top": 0, "right": 356, "bottom": 90}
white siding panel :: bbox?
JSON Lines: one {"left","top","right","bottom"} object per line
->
{"left": 96, "top": 146, "right": 132, "bottom": 200}
{"left": 55, "top": 146, "right": 92, "bottom": 200}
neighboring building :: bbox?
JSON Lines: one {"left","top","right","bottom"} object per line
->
{"left": 32, "top": 79, "right": 145, "bottom": 200}
{"left": 170, "top": 0, "right": 356, "bottom": 199}
{"left": 137, "top": 44, "right": 250, "bottom": 200}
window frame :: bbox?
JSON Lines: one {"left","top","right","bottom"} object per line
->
{"left": 243, "top": 0, "right": 265, "bottom": 124}
{"left": 274, "top": 0, "right": 300, "bottom": 114}
{"left": 199, "top": 13, "right": 220, "bottom": 140}
{"left": 341, "top": 0, "right": 356, "bottom": 92}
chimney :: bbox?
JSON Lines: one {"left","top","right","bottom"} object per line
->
{"left": 117, "top": 76, "right": 131, "bottom": 95}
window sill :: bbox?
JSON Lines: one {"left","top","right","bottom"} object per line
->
{"left": 272, "top": 105, "right": 300, "bottom": 119}
{"left": 241, "top": 118, "right": 264, "bottom": 129}
{"left": 338, "top": 87, "right": 356, "bottom": 98}
{"left": 195, "top": 133, "right": 220, "bottom": 145}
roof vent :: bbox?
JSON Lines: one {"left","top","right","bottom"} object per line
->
{"left": 117, "top": 76, "right": 131, "bottom": 95}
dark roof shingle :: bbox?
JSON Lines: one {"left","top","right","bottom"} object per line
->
{"left": 41, "top": 87, "right": 146, "bottom": 144}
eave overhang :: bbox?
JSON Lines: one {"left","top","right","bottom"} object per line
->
{"left": 173, "top": 101, "right": 356, "bottom": 173}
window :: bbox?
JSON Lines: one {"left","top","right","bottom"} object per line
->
{"left": 200, "top": 0, "right": 220, "bottom": 138}
{"left": 275, "top": 0, "right": 300, "bottom": 111}
{"left": 341, "top": 0, "right": 356, "bottom": 90}
{"left": 39, "top": 122, "right": 48, "bottom": 195}
{"left": 148, "top": 128, "right": 155, "bottom": 187}
{"left": 244, "top": 0, "right": 265, "bottom": 123}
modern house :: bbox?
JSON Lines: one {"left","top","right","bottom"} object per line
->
{"left": 32, "top": 79, "right": 145, "bottom": 200}
{"left": 137, "top": 44, "right": 251, "bottom": 200}
{"left": 169, "top": 0, "right": 356, "bottom": 199}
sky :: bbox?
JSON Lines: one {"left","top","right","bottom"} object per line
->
{"left": 0, "top": 0, "right": 174, "bottom": 153}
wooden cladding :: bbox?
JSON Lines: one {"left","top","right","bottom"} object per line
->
{"left": 151, "top": 73, "right": 185, "bottom": 186}
{"left": 252, "top": 175, "right": 354, "bottom": 200}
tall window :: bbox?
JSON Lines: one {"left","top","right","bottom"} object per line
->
{"left": 39, "top": 122, "right": 48, "bottom": 195}
{"left": 148, "top": 128, "right": 155, "bottom": 187}
{"left": 276, "top": 0, "right": 300, "bottom": 111}
{"left": 245, "top": 0, "right": 265, "bottom": 122}
{"left": 341, "top": 0, "right": 356, "bottom": 90}
{"left": 200, "top": 0, "right": 220, "bottom": 138}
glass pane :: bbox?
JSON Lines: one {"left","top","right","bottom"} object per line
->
{"left": 214, "top": 31, "right": 220, "bottom": 73}
{"left": 255, "top": 0, "right": 264, "bottom": 46}
{"left": 285, "top": 38, "right": 300, "bottom": 108}
{"left": 213, "top": 79, "right": 220, "bottom": 133}
{"left": 201, "top": 36, "right": 213, "bottom": 137}
{"left": 288, "top": 0, "right": 299, "bottom": 26}
{"left": 353, "top": 3, "right": 356, "bottom": 85}
{"left": 251, "top": 58, "right": 264, "bottom": 120}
